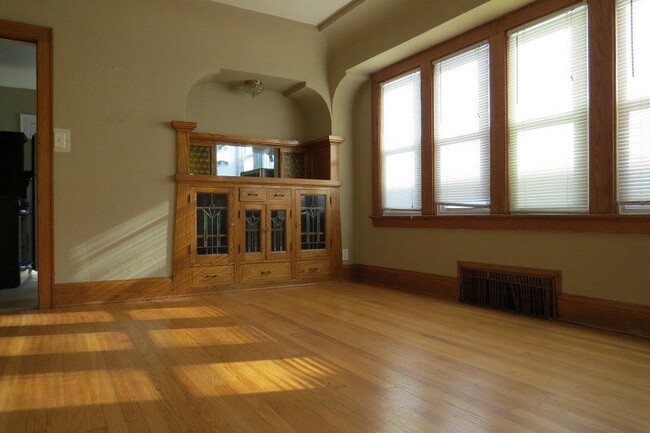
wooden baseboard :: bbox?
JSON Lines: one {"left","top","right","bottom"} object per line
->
{"left": 53, "top": 277, "right": 173, "bottom": 307}
{"left": 558, "top": 294, "right": 650, "bottom": 337}
{"left": 356, "top": 264, "right": 649, "bottom": 338}
{"left": 357, "top": 264, "right": 458, "bottom": 299}
{"left": 341, "top": 263, "right": 359, "bottom": 281}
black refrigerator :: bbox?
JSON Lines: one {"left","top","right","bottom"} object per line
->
{"left": 0, "top": 131, "right": 34, "bottom": 289}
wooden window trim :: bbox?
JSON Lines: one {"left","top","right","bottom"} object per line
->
{"left": 371, "top": 0, "right": 641, "bottom": 234}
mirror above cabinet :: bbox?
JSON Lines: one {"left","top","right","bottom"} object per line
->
{"left": 190, "top": 143, "right": 280, "bottom": 178}
{"left": 172, "top": 121, "right": 343, "bottom": 181}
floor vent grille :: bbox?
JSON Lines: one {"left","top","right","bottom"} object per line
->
{"left": 458, "top": 262, "right": 559, "bottom": 320}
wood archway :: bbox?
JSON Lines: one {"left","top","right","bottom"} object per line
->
{"left": 0, "top": 19, "right": 54, "bottom": 309}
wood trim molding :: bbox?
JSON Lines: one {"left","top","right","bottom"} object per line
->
{"left": 341, "top": 263, "right": 359, "bottom": 280}
{"left": 588, "top": 0, "right": 616, "bottom": 214}
{"left": 53, "top": 277, "right": 173, "bottom": 307}
{"left": 1, "top": 19, "right": 55, "bottom": 309}
{"left": 489, "top": 31, "right": 508, "bottom": 214}
{"left": 371, "top": 214, "right": 650, "bottom": 235}
{"left": 317, "top": 0, "right": 366, "bottom": 31}
{"left": 421, "top": 61, "right": 434, "bottom": 215}
{"left": 356, "top": 263, "right": 649, "bottom": 337}
{"left": 189, "top": 131, "right": 300, "bottom": 147}
{"left": 357, "top": 264, "right": 458, "bottom": 299}
{"left": 557, "top": 294, "right": 650, "bottom": 337}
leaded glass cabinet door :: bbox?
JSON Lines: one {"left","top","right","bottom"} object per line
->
{"left": 267, "top": 204, "right": 291, "bottom": 261}
{"left": 240, "top": 203, "right": 265, "bottom": 262}
{"left": 192, "top": 188, "right": 234, "bottom": 265}
{"left": 296, "top": 189, "right": 331, "bottom": 259}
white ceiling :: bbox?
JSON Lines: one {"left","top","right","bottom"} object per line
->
{"left": 209, "top": 0, "right": 353, "bottom": 25}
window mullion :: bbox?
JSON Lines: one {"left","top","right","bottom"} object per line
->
{"left": 490, "top": 31, "right": 508, "bottom": 214}
{"left": 589, "top": 0, "right": 616, "bottom": 214}
{"left": 421, "top": 61, "right": 435, "bottom": 215}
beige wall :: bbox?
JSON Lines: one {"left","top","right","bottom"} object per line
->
{"left": 0, "top": 86, "right": 35, "bottom": 132}
{"left": 1, "top": 0, "right": 330, "bottom": 283}
{"left": 187, "top": 82, "right": 316, "bottom": 141}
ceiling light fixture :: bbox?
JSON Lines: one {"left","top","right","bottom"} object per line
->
{"left": 243, "top": 79, "right": 264, "bottom": 97}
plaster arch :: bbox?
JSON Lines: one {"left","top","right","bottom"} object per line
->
{"left": 184, "top": 69, "right": 331, "bottom": 141}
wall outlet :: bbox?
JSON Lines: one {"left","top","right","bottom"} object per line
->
{"left": 342, "top": 249, "right": 349, "bottom": 261}
{"left": 54, "top": 128, "right": 71, "bottom": 153}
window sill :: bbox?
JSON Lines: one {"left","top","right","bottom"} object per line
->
{"left": 370, "top": 214, "right": 650, "bottom": 234}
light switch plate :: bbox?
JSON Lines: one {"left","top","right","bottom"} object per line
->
{"left": 54, "top": 128, "right": 71, "bottom": 153}
{"left": 342, "top": 249, "right": 349, "bottom": 261}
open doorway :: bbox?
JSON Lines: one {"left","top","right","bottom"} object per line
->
{"left": 0, "top": 38, "right": 37, "bottom": 310}
{"left": 0, "top": 19, "right": 53, "bottom": 309}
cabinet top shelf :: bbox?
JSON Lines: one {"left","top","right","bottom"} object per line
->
{"left": 175, "top": 174, "right": 341, "bottom": 188}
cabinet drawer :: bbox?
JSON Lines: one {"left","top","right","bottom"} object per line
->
{"left": 296, "top": 259, "right": 331, "bottom": 280}
{"left": 267, "top": 188, "right": 292, "bottom": 204}
{"left": 240, "top": 262, "right": 292, "bottom": 284}
{"left": 239, "top": 188, "right": 266, "bottom": 202}
{"left": 192, "top": 265, "right": 235, "bottom": 287}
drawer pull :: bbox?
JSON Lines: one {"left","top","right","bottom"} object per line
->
{"left": 308, "top": 268, "right": 319, "bottom": 273}
{"left": 247, "top": 193, "right": 259, "bottom": 197}
{"left": 273, "top": 193, "right": 284, "bottom": 197}
{"left": 261, "top": 271, "right": 272, "bottom": 275}
{"left": 205, "top": 274, "right": 218, "bottom": 278}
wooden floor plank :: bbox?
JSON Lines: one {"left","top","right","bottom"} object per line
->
{"left": 0, "top": 282, "right": 648, "bottom": 432}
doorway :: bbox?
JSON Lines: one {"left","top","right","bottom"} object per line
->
{"left": 0, "top": 19, "right": 53, "bottom": 309}
{"left": 0, "top": 38, "right": 37, "bottom": 309}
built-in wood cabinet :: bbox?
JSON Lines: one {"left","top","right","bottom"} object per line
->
{"left": 171, "top": 121, "right": 343, "bottom": 295}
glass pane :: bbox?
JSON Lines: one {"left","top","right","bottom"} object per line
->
{"left": 300, "top": 195, "right": 327, "bottom": 250}
{"left": 620, "top": 0, "right": 650, "bottom": 101}
{"left": 215, "top": 144, "right": 278, "bottom": 177}
{"left": 244, "top": 209, "right": 262, "bottom": 253}
{"left": 270, "top": 210, "right": 287, "bottom": 252}
{"left": 196, "top": 193, "right": 228, "bottom": 255}
{"left": 283, "top": 153, "right": 306, "bottom": 178}
{"left": 382, "top": 150, "right": 420, "bottom": 210}
{"left": 381, "top": 70, "right": 421, "bottom": 152}
{"left": 189, "top": 146, "right": 211, "bottom": 175}
{"left": 510, "top": 22, "right": 574, "bottom": 122}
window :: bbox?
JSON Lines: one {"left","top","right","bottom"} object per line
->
{"left": 507, "top": 5, "right": 589, "bottom": 213}
{"left": 434, "top": 43, "right": 490, "bottom": 214}
{"left": 370, "top": 0, "right": 650, "bottom": 233}
{"left": 379, "top": 69, "right": 422, "bottom": 213}
{"left": 617, "top": 0, "right": 650, "bottom": 214}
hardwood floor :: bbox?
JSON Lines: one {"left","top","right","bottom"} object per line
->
{"left": 0, "top": 281, "right": 648, "bottom": 432}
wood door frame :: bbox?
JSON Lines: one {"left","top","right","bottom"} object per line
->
{"left": 0, "top": 19, "right": 54, "bottom": 309}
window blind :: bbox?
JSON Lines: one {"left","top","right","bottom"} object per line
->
{"left": 380, "top": 69, "right": 422, "bottom": 213}
{"left": 617, "top": 0, "right": 650, "bottom": 213}
{"left": 434, "top": 43, "right": 490, "bottom": 213}
{"left": 507, "top": 4, "right": 589, "bottom": 213}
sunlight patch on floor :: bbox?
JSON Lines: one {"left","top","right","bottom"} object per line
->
{"left": 0, "top": 368, "right": 160, "bottom": 411}
{"left": 174, "top": 356, "right": 336, "bottom": 396}
{"left": 147, "top": 325, "right": 274, "bottom": 348}
{"left": 0, "top": 331, "right": 133, "bottom": 356}
{"left": 0, "top": 310, "right": 115, "bottom": 327}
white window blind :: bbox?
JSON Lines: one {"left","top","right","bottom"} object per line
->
{"left": 617, "top": 0, "right": 650, "bottom": 214}
{"left": 507, "top": 4, "right": 589, "bottom": 213}
{"left": 434, "top": 43, "right": 490, "bottom": 214}
{"left": 380, "top": 69, "right": 422, "bottom": 213}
